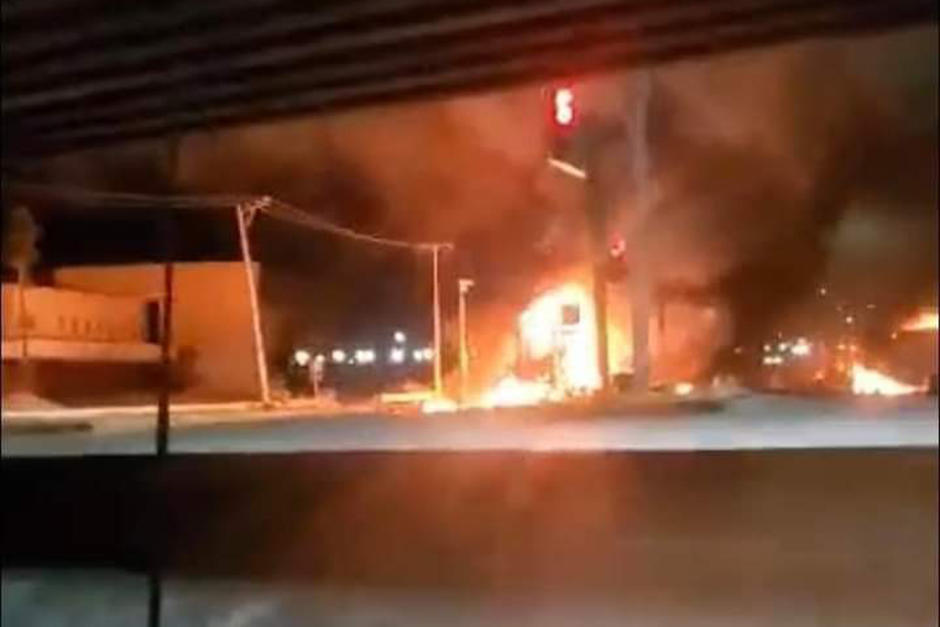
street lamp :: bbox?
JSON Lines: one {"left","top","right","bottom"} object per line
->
{"left": 458, "top": 278, "right": 475, "bottom": 404}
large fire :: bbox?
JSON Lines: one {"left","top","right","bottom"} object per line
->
{"left": 901, "top": 310, "right": 939, "bottom": 332}
{"left": 850, "top": 363, "right": 920, "bottom": 396}
{"left": 517, "top": 283, "right": 601, "bottom": 393}
{"left": 472, "top": 283, "right": 601, "bottom": 409}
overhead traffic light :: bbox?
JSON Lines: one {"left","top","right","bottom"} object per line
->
{"left": 547, "top": 84, "right": 587, "bottom": 173}
{"left": 549, "top": 86, "right": 577, "bottom": 132}
{"left": 553, "top": 87, "right": 575, "bottom": 127}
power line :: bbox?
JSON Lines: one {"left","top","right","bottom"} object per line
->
{"left": 263, "top": 198, "right": 449, "bottom": 252}
{"left": 5, "top": 180, "right": 248, "bottom": 208}
{"left": 5, "top": 179, "right": 452, "bottom": 251}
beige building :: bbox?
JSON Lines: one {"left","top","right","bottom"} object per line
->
{"left": 2, "top": 284, "right": 159, "bottom": 363}
{"left": 2, "top": 261, "right": 262, "bottom": 401}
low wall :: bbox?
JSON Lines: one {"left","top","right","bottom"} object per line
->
{"left": 2, "top": 361, "right": 163, "bottom": 403}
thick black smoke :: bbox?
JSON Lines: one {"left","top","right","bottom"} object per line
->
{"left": 19, "top": 26, "right": 938, "bottom": 355}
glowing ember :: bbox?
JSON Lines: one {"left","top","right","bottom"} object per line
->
{"left": 850, "top": 364, "right": 919, "bottom": 396}
{"left": 481, "top": 375, "right": 558, "bottom": 408}
{"left": 900, "top": 310, "right": 939, "bottom": 332}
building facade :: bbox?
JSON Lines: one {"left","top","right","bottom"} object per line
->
{"left": 2, "top": 261, "right": 262, "bottom": 403}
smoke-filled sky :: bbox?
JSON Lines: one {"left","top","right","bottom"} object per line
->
{"left": 17, "top": 24, "right": 939, "bottom": 354}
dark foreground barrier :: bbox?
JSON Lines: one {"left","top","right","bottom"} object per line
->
{"left": 3, "top": 450, "right": 937, "bottom": 606}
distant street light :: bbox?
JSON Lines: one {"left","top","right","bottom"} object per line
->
{"left": 393, "top": 330, "right": 406, "bottom": 343}
{"left": 293, "top": 349, "right": 311, "bottom": 367}
{"left": 389, "top": 347, "right": 406, "bottom": 364}
{"left": 355, "top": 349, "right": 376, "bottom": 364}
{"left": 331, "top": 349, "right": 346, "bottom": 363}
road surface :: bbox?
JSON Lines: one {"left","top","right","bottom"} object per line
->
{"left": 2, "top": 394, "right": 937, "bottom": 456}
{"left": 3, "top": 394, "right": 937, "bottom": 626}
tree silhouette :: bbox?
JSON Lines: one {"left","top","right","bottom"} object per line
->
{"left": 3, "top": 206, "right": 40, "bottom": 360}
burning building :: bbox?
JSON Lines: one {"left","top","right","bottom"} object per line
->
{"left": 458, "top": 268, "right": 731, "bottom": 408}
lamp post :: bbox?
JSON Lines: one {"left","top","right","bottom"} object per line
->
{"left": 431, "top": 244, "right": 444, "bottom": 396}
{"left": 458, "top": 278, "right": 475, "bottom": 404}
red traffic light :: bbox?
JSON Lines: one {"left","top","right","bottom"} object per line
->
{"left": 552, "top": 87, "right": 575, "bottom": 127}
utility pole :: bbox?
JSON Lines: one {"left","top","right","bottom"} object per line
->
{"left": 156, "top": 221, "right": 174, "bottom": 456}
{"left": 431, "top": 244, "right": 444, "bottom": 396}
{"left": 457, "top": 278, "right": 474, "bottom": 404}
{"left": 150, "top": 132, "right": 180, "bottom": 627}
{"left": 236, "top": 196, "right": 273, "bottom": 406}
{"left": 155, "top": 137, "right": 180, "bottom": 458}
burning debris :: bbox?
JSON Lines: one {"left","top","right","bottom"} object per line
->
{"left": 850, "top": 364, "right": 921, "bottom": 396}
{"left": 901, "top": 310, "right": 939, "bottom": 332}
{"left": 419, "top": 272, "right": 730, "bottom": 412}
{"left": 481, "top": 375, "right": 560, "bottom": 408}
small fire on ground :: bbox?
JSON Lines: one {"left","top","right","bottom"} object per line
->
{"left": 901, "top": 310, "right": 939, "bottom": 332}
{"left": 480, "top": 375, "right": 562, "bottom": 408}
{"left": 850, "top": 363, "right": 921, "bottom": 397}
{"left": 422, "top": 282, "right": 601, "bottom": 412}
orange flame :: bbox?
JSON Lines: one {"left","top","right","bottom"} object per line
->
{"left": 900, "top": 310, "right": 939, "bottom": 332}
{"left": 517, "top": 283, "right": 601, "bottom": 392}
{"left": 850, "top": 363, "right": 919, "bottom": 396}
{"left": 481, "top": 375, "right": 559, "bottom": 408}
{"left": 421, "top": 397, "right": 458, "bottom": 413}
{"left": 467, "top": 283, "right": 601, "bottom": 410}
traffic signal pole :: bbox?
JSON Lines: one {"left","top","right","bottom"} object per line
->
{"left": 627, "top": 71, "right": 652, "bottom": 392}
{"left": 548, "top": 76, "right": 653, "bottom": 394}
{"left": 549, "top": 84, "right": 610, "bottom": 392}
{"left": 586, "top": 165, "right": 611, "bottom": 391}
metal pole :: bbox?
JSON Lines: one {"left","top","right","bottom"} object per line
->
{"left": 147, "top": 570, "right": 163, "bottom": 627}
{"left": 235, "top": 201, "right": 272, "bottom": 406}
{"left": 628, "top": 70, "right": 652, "bottom": 392}
{"left": 458, "top": 278, "right": 474, "bottom": 404}
{"left": 432, "top": 244, "right": 443, "bottom": 396}
{"left": 592, "top": 258, "right": 610, "bottom": 391}
{"left": 585, "top": 149, "right": 611, "bottom": 392}
{"left": 156, "top": 240, "right": 173, "bottom": 457}
{"left": 152, "top": 210, "right": 174, "bottom": 627}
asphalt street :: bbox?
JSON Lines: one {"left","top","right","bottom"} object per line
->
{"left": 2, "top": 394, "right": 937, "bottom": 456}
{"left": 4, "top": 394, "right": 936, "bottom": 626}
